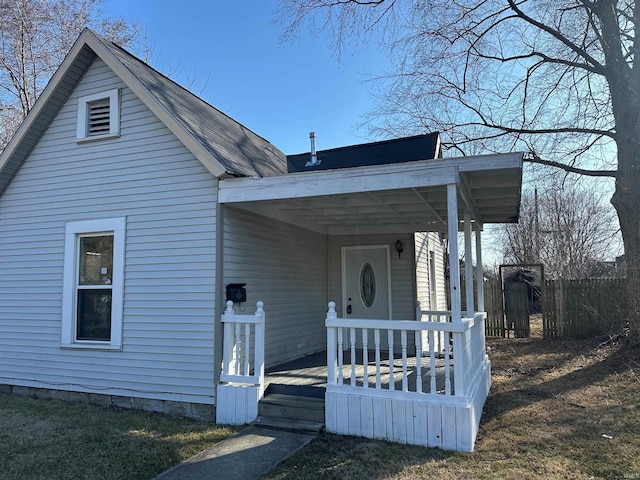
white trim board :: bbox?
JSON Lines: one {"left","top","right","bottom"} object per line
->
{"left": 218, "top": 152, "right": 523, "bottom": 204}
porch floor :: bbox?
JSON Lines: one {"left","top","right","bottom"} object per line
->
{"left": 265, "top": 350, "right": 453, "bottom": 394}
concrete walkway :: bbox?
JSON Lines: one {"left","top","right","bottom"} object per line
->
{"left": 153, "top": 426, "right": 316, "bottom": 480}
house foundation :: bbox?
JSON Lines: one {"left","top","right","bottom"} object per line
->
{"left": 0, "top": 384, "right": 215, "bottom": 421}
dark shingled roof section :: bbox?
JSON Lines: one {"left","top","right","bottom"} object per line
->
{"left": 286, "top": 133, "right": 441, "bottom": 173}
{"left": 101, "top": 37, "right": 288, "bottom": 178}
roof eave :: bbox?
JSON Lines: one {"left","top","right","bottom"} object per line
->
{"left": 85, "top": 32, "right": 227, "bottom": 178}
{"left": 0, "top": 30, "right": 97, "bottom": 195}
{"left": 0, "top": 29, "right": 228, "bottom": 196}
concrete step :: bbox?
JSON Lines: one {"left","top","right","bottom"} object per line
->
{"left": 253, "top": 415, "right": 324, "bottom": 434}
{"left": 264, "top": 383, "right": 325, "bottom": 399}
{"left": 259, "top": 393, "right": 324, "bottom": 424}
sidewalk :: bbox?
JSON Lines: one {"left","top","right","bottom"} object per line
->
{"left": 153, "top": 426, "right": 316, "bottom": 480}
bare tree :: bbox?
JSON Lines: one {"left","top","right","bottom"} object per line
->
{"left": 0, "top": 0, "right": 146, "bottom": 150}
{"left": 278, "top": 0, "right": 640, "bottom": 343}
{"left": 499, "top": 187, "right": 620, "bottom": 279}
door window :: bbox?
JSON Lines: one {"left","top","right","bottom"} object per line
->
{"left": 360, "top": 262, "right": 376, "bottom": 307}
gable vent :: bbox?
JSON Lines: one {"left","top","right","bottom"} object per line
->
{"left": 87, "top": 98, "right": 111, "bottom": 136}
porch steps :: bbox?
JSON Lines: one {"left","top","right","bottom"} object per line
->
{"left": 253, "top": 384, "right": 325, "bottom": 434}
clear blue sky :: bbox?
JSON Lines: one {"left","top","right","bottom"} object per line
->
{"left": 102, "top": 0, "right": 390, "bottom": 155}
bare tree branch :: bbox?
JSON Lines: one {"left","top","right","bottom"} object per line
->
{"left": 524, "top": 152, "right": 616, "bottom": 178}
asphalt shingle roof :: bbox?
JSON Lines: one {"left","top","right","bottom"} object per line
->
{"left": 0, "top": 28, "right": 288, "bottom": 196}
{"left": 286, "top": 132, "right": 441, "bottom": 173}
{"left": 103, "top": 39, "right": 288, "bottom": 178}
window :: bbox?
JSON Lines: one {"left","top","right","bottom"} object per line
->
{"left": 62, "top": 218, "right": 125, "bottom": 349}
{"left": 360, "top": 262, "right": 376, "bottom": 308}
{"left": 76, "top": 89, "right": 120, "bottom": 142}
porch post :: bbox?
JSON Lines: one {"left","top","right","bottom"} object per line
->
{"left": 447, "top": 184, "right": 462, "bottom": 322}
{"left": 464, "top": 212, "right": 474, "bottom": 316}
{"left": 476, "top": 229, "right": 484, "bottom": 312}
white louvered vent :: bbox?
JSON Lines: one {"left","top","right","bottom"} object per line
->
{"left": 87, "top": 98, "right": 111, "bottom": 136}
{"left": 76, "top": 89, "right": 120, "bottom": 142}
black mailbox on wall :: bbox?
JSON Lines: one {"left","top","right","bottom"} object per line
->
{"left": 225, "top": 283, "right": 247, "bottom": 303}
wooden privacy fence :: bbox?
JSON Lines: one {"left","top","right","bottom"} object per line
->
{"left": 482, "top": 280, "right": 530, "bottom": 338}
{"left": 482, "top": 278, "right": 628, "bottom": 339}
{"left": 484, "top": 280, "right": 503, "bottom": 337}
{"left": 543, "top": 279, "right": 628, "bottom": 338}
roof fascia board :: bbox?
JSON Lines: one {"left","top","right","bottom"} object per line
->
{"left": 453, "top": 152, "right": 523, "bottom": 172}
{"left": 219, "top": 163, "right": 460, "bottom": 203}
{"left": 84, "top": 32, "right": 227, "bottom": 178}
{"left": 0, "top": 31, "right": 95, "bottom": 176}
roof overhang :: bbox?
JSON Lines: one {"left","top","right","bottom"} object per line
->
{"left": 0, "top": 29, "right": 228, "bottom": 196}
{"left": 218, "top": 152, "right": 524, "bottom": 236}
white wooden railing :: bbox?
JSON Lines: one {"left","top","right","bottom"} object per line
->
{"left": 219, "top": 300, "right": 265, "bottom": 390}
{"left": 454, "top": 311, "right": 488, "bottom": 398}
{"left": 417, "top": 308, "right": 453, "bottom": 355}
{"left": 419, "top": 309, "right": 453, "bottom": 323}
{"left": 326, "top": 302, "right": 487, "bottom": 401}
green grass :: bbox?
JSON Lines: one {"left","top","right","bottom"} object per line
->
{"left": 2, "top": 337, "right": 638, "bottom": 480}
{"left": 0, "top": 395, "right": 234, "bottom": 480}
{"left": 263, "top": 337, "right": 640, "bottom": 480}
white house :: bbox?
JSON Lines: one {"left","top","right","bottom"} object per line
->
{"left": 0, "top": 29, "right": 522, "bottom": 451}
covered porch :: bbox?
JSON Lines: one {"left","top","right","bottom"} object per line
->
{"left": 215, "top": 152, "right": 523, "bottom": 451}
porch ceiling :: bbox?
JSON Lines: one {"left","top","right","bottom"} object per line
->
{"left": 218, "top": 152, "right": 524, "bottom": 235}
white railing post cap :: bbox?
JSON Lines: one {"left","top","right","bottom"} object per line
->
{"left": 225, "top": 300, "right": 234, "bottom": 314}
{"left": 328, "top": 301, "right": 336, "bottom": 311}
{"left": 256, "top": 300, "right": 264, "bottom": 312}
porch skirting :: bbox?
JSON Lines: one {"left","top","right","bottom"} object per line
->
{"left": 325, "top": 357, "right": 491, "bottom": 452}
{"left": 215, "top": 384, "right": 260, "bottom": 425}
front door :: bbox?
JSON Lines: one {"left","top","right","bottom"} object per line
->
{"left": 342, "top": 246, "right": 392, "bottom": 320}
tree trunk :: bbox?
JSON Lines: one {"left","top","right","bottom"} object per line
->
{"left": 601, "top": 0, "right": 640, "bottom": 343}
{"left": 611, "top": 128, "right": 640, "bottom": 345}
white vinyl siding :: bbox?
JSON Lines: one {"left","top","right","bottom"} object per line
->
{"left": 415, "top": 232, "right": 447, "bottom": 312}
{"left": 0, "top": 58, "right": 218, "bottom": 404}
{"left": 328, "top": 234, "right": 416, "bottom": 320}
{"left": 223, "top": 207, "right": 328, "bottom": 367}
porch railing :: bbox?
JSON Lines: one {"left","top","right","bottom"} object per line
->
{"left": 326, "top": 302, "right": 487, "bottom": 401}
{"left": 418, "top": 308, "right": 453, "bottom": 355}
{"left": 220, "top": 300, "right": 265, "bottom": 390}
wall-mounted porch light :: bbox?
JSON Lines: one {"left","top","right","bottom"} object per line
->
{"left": 394, "top": 239, "right": 404, "bottom": 259}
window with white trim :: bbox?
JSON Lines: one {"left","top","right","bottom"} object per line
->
{"left": 76, "top": 89, "right": 120, "bottom": 141}
{"left": 62, "top": 218, "right": 125, "bottom": 350}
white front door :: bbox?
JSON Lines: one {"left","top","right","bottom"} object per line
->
{"left": 342, "top": 246, "right": 392, "bottom": 319}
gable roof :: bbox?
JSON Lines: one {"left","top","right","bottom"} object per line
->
{"left": 286, "top": 132, "right": 441, "bottom": 173}
{"left": 0, "top": 28, "right": 287, "bottom": 196}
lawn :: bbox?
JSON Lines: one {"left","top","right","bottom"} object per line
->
{"left": 263, "top": 333, "right": 640, "bottom": 480}
{"left": 1, "top": 333, "right": 639, "bottom": 480}
{"left": 0, "top": 394, "right": 234, "bottom": 480}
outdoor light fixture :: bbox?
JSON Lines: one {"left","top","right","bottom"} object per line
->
{"left": 394, "top": 239, "right": 404, "bottom": 259}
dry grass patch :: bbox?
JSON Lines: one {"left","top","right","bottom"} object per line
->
{"left": 0, "top": 395, "right": 234, "bottom": 480}
{"left": 263, "top": 337, "right": 640, "bottom": 480}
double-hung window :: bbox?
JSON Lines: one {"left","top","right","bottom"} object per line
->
{"left": 62, "top": 218, "right": 125, "bottom": 350}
